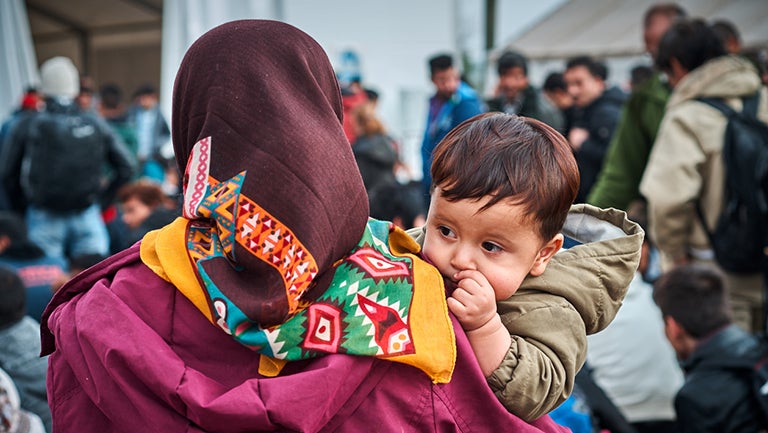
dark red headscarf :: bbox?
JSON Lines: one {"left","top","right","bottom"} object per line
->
{"left": 170, "top": 20, "right": 369, "bottom": 326}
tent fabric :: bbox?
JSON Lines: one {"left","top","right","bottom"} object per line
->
{"left": 0, "top": 0, "right": 39, "bottom": 120}
{"left": 505, "top": 0, "right": 768, "bottom": 60}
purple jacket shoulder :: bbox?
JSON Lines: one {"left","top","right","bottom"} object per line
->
{"left": 41, "top": 243, "right": 567, "bottom": 433}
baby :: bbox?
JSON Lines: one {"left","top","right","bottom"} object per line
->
{"left": 411, "top": 112, "right": 642, "bottom": 419}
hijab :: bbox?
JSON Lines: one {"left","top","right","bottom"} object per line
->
{"left": 141, "top": 20, "right": 455, "bottom": 382}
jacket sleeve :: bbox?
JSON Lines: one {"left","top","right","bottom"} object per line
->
{"left": 0, "top": 116, "right": 31, "bottom": 212}
{"left": 101, "top": 122, "right": 137, "bottom": 207}
{"left": 639, "top": 108, "right": 707, "bottom": 262}
{"left": 488, "top": 291, "right": 585, "bottom": 421}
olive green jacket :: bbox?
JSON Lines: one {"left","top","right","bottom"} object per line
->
{"left": 408, "top": 204, "right": 642, "bottom": 420}
{"left": 587, "top": 72, "right": 670, "bottom": 210}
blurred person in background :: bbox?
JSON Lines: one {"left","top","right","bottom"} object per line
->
{"left": 487, "top": 51, "right": 563, "bottom": 131}
{"left": 640, "top": 18, "right": 766, "bottom": 333}
{"left": 0, "top": 88, "right": 42, "bottom": 212}
{"left": 542, "top": 71, "right": 575, "bottom": 136}
{"left": 587, "top": 3, "right": 687, "bottom": 211}
{"left": 128, "top": 84, "right": 170, "bottom": 183}
{"left": 0, "top": 267, "right": 51, "bottom": 432}
{"left": 0, "top": 56, "right": 135, "bottom": 262}
{"left": 421, "top": 53, "right": 484, "bottom": 208}
{"left": 563, "top": 56, "right": 626, "bottom": 203}
{"left": 0, "top": 212, "right": 66, "bottom": 322}
{"left": 653, "top": 264, "right": 766, "bottom": 433}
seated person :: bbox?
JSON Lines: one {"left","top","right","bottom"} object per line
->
{"left": 653, "top": 264, "right": 766, "bottom": 433}
{"left": 0, "top": 212, "right": 66, "bottom": 321}
{"left": 0, "top": 267, "right": 51, "bottom": 432}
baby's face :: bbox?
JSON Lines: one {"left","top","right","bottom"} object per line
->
{"left": 422, "top": 188, "right": 552, "bottom": 301}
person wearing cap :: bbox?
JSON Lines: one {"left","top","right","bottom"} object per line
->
{"left": 0, "top": 56, "right": 135, "bottom": 262}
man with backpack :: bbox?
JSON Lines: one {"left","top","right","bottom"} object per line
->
{"left": 653, "top": 264, "right": 766, "bottom": 433}
{"left": 640, "top": 18, "right": 768, "bottom": 333}
{"left": 0, "top": 57, "right": 135, "bottom": 261}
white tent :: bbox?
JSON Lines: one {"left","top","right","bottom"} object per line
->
{"left": 0, "top": 0, "right": 39, "bottom": 120}
{"left": 504, "top": 0, "right": 768, "bottom": 60}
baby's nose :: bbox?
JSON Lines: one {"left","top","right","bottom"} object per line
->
{"left": 450, "top": 246, "right": 476, "bottom": 271}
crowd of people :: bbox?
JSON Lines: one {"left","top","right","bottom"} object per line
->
{"left": 0, "top": 3, "right": 767, "bottom": 433}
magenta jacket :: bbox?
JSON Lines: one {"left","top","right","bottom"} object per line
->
{"left": 41, "top": 243, "right": 569, "bottom": 433}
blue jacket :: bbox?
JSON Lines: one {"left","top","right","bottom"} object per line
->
{"left": 421, "top": 82, "right": 484, "bottom": 197}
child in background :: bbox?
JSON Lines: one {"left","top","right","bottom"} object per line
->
{"left": 410, "top": 112, "right": 643, "bottom": 419}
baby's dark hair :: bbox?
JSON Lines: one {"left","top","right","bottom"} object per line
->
{"left": 431, "top": 112, "right": 579, "bottom": 241}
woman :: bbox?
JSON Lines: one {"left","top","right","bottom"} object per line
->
{"left": 41, "top": 20, "right": 567, "bottom": 432}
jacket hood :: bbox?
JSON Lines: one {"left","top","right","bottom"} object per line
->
{"left": 668, "top": 55, "right": 762, "bottom": 107}
{"left": 543, "top": 203, "right": 642, "bottom": 333}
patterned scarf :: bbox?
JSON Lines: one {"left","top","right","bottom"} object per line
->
{"left": 140, "top": 20, "right": 455, "bottom": 382}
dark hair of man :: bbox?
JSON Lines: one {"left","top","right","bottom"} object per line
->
{"left": 0, "top": 266, "right": 26, "bottom": 328}
{"left": 133, "top": 83, "right": 157, "bottom": 98}
{"left": 100, "top": 83, "right": 123, "bottom": 110}
{"left": 652, "top": 264, "right": 732, "bottom": 338}
{"left": 655, "top": 18, "right": 727, "bottom": 73}
{"left": 431, "top": 112, "right": 579, "bottom": 241}
{"left": 429, "top": 54, "right": 454, "bottom": 76}
{"left": 711, "top": 19, "right": 741, "bottom": 46}
{"left": 565, "top": 56, "right": 608, "bottom": 81}
{"left": 630, "top": 65, "right": 654, "bottom": 88}
{"left": 643, "top": 3, "right": 687, "bottom": 28}
{"left": 497, "top": 51, "right": 528, "bottom": 77}
{"left": 543, "top": 72, "right": 566, "bottom": 92}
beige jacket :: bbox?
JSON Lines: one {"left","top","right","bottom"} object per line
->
{"left": 640, "top": 55, "right": 768, "bottom": 266}
{"left": 409, "top": 204, "right": 642, "bottom": 420}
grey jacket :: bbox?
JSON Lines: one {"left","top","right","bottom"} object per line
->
{"left": 0, "top": 317, "right": 51, "bottom": 432}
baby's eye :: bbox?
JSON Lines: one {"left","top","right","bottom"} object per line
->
{"left": 438, "top": 225, "right": 455, "bottom": 238}
{"left": 482, "top": 242, "right": 502, "bottom": 253}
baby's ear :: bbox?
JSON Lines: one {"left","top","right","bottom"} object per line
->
{"left": 529, "top": 233, "right": 563, "bottom": 277}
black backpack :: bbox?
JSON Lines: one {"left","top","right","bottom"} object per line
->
{"left": 695, "top": 92, "right": 768, "bottom": 275}
{"left": 21, "top": 110, "right": 107, "bottom": 212}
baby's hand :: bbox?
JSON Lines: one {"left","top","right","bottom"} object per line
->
{"left": 447, "top": 269, "right": 497, "bottom": 331}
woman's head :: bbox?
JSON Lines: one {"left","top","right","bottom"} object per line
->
{"left": 352, "top": 102, "right": 385, "bottom": 137}
{"left": 171, "top": 20, "right": 368, "bottom": 326}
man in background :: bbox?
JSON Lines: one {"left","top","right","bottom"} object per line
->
{"left": 587, "top": 3, "right": 687, "bottom": 211}
{"left": 653, "top": 264, "right": 765, "bottom": 433}
{"left": 420, "top": 53, "right": 483, "bottom": 207}
{"left": 486, "top": 50, "right": 563, "bottom": 131}
{"left": 564, "top": 56, "right": 625, "bottom": 203}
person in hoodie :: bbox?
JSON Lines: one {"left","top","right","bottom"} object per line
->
{"left": 653, "top": 264, "right": 766, "bottom": 432}
{"left": 41, "top": 20, "right": 578, "bottom": 433}
{"left": 563, "top": 56, "right": 627, "bottom": 203}
{"left": 640, "top": 18, "right": 767, "bottom": 333}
